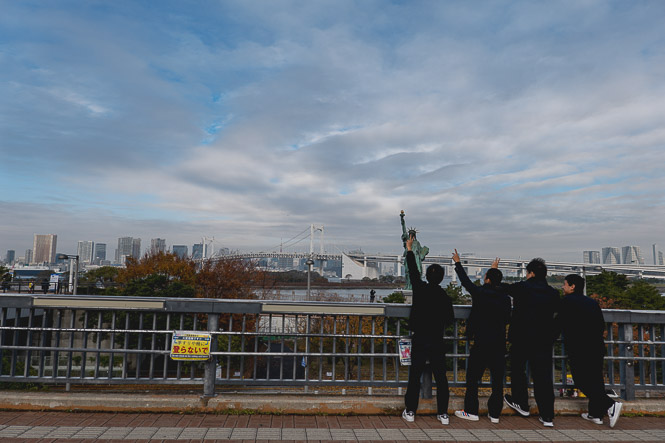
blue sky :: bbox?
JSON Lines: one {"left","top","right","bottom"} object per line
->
{"left": 1, "top": 0, "right": 665, "bottom": 262}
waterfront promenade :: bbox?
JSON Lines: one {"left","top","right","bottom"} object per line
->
{"left": 1, "top": 411, "right": 664, "bottom": 442}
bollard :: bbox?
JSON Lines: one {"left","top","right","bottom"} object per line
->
{"left": 202, "top": 313, "right": 219, "bottom": 398}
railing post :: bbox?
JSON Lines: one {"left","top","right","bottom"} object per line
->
{"left": 203, "top": 313, "right": 219, "bottom": 398}
{"left": 421, "top": 363, "right": 433, "bottom": 399}
{"left": 618, "top": 323, "right": 635, "bottom": 401}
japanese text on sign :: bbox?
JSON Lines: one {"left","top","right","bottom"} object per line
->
{"left": 170, "top": 331, "right": 211, "bottom": 361}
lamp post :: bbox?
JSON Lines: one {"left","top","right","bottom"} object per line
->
{"left": 306, "top": 257, "right": 315, "bottom": 299}
{"left": 56, "top": 254, "right": 79, "bottom": 295}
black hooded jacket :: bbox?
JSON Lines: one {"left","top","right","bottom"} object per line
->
{"left": 454, "top": 262, "right": 511, "bottom": 345}
{"left": 503, "top": 278, "right": 560, "bottom": 346}
{"left": 406, "top": 251, "right": 454, "bottom": 340}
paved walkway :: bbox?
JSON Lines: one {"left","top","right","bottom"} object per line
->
{"left": 0, "top": 411, "right": 664, "bottom": 442}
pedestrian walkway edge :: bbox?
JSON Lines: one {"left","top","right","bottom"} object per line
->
{"left": 1, "top": 391, "right": 664, "bottom": 415}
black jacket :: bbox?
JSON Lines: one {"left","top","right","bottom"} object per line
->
{"left": 454, "top": 262, "right": 511, "bottom": 345}
{"left": 558, "top": 291, "right": 606, "bottom": 358}
{"left": 503, "top": 278, "right": 560, "bottom": 346}
{"left": 406, "top": 251, "right": 454, "bottom": 340}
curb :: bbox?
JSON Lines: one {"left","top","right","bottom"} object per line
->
{"left": 1, "top": 391, "right": 664, "bottom": 415}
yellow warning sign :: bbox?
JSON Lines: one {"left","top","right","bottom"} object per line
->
{"left": 170, "top": 331, "right": 211, "bottom": 361}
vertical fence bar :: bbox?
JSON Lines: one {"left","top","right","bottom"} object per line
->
{"left": 619, "top": 322, "right": 635, "bottom": 400}
{"left": 203, "top": 313, "right": 219, "bottom": 397}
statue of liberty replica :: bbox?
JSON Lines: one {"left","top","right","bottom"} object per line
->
{"left": 400, "top": 210, "right": 429, "bottom": 290}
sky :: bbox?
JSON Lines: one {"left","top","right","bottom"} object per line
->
{"left": 1, "top": 0, "right": 665, "bottom": 263}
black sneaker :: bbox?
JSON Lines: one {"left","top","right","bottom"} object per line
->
{"left": 504, "top": 394, "right": 530, "bottom": 417}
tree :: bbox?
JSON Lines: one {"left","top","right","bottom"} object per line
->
{"left": 117, "top": 252, "right": 197, "bottom": 298}
{"left": 196, "top": 258, "right": 265, "bottom": 299}
{"left": 446, "top": 281, "right": 469, "bottom": 305}
{"left": 619, "top": 280, "right": 665, "bottom": 310}
{"left": 587, "top": 271, "right": 629, "bottom": 301}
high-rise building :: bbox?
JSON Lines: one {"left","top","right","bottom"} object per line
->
{"left": 94, "top": 243, "right": 107, "bottom": 264}
{"left": 32, "top": 234, "right": 57, "bottom": 264}
{"left": 622, "top": 246, "right": 643, "bottom": 265}
{"left": 77, "top": 241, "right": 95, "bottom": 265}
{"left": 24, "top": 249, "right": 33, "bottom": 265}
{"left": 602, "top": 247, "right": 621, "bottom": 264}
{"left": 659, "top": 251, "right": 664, "bottom": 266}
{"left": 172, "top": 245, "right": 188, "bottom": 259}
{"left": 132, "top": 238, "right": 142, "bottom": 259}
{"left": 192, "top": 243, "right": 203, "bottom": 260}
{"left": 653, "top": 244, "right": 659, "bottom": 266}
{"left": 116, "top": 237, "right": 134, "bottom": 264}
{"left": 583, "top": 251, "right": 600, "bottom": 264}
{"left": 5, "top": 250, "right": 15, "bottom": 265}
{"left": 150, "top": 238, "right": 166, "bottom": 255}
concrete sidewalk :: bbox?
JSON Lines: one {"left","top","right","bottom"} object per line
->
{"left": 0, "top": 411, "right": 664, "bottom": 441}
{"left": 1, "top": 390, "right": 665, "bottom": 415}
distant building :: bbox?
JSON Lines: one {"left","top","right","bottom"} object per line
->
{"left": 192, "top": 243, "right": 203, "bottom": 260}
{"left": 32, "top": 234, "right": 57, "bottom": 264}
{"left": 583, "top": 250, "right": 600, "bottom": 264}
{"left": 132, "top": 238, "right": 141, "bottom": 259}
{"left": 622, "top": 246, "right": 643, "bottom": 265}
{"left": 602, "top": 247, "right": 621, "bottom": 264}
{"left": 659, "top": 251, "right": 664, "bottom": 266}
{"left": 24, "top": 249, "right": 33, "bottom": 265}
{"left": 653, "top": 244, "right": 659, "bottom": 266}
{"left": 172, "top": 245, "right": 188, "bottom": 259}
{"left": 77, "top": 240, "right": 95, "bottom": 265}
{"left": 5, "top": 250, "right": 15, "bottom": 265}
{"left": 150, "top": 238, "right": 166, "bottom": 255}
{"left": 116, "top": 237, "right": 133, "bottom": 263}
{"left": 94, "top": 243, "right": 107, "bottom": 264}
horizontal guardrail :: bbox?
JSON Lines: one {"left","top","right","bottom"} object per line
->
{"left": 1, "top": 294, "right": 664, "bottom": 401}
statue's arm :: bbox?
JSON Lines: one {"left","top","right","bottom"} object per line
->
{"left": 400, "top": 212, "right": 407, "bottom": 237}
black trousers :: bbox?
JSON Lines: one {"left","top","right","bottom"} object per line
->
{"left": 464, "top": 343, "right": 505, "bottom": 417}
{"left": 404, "top": 339, "right": 449, "bottom": 415}
{"left": 569, "top": 351, "right": 615, "bottom": 418}
{"left": 508, "top": 341, "right": 555, "bottom": 420}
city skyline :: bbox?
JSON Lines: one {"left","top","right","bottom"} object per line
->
{"left": 2, "top": 2, "right": 665, "bottom": 262}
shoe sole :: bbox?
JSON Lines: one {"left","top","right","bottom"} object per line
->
{"left": 454, "top": 412, "right": 479, "bottom": 421}
{"left": 609, "top": 402, "right": 622, "bottom": 428}
{"left": 504, "top": 397, "right": 530, "bottom": 417}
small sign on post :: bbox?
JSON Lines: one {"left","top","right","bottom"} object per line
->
{"left": 170, "top": 331, "right": 212, "bottom": 361}
{"left": 398, "top": 338, "right": 412, "bottom": 366}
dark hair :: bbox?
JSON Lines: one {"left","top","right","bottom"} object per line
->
{"left": 425, "top": 264, "right": 444, "bottom": 285}
{"left": 485, "top": 268, "right": 503, "bottom": 286}
{"left": 526, "top": 258, "right": 547, "bottom": 280}
{"left": 565, "top": 274, "right": 585, "bottom": 292}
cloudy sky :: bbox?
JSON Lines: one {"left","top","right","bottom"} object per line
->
{"left": 2, "top": 0, "right": 665, "bottom": 263}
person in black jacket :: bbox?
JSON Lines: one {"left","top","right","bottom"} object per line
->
{"left": 402, "top": 236, "right": 454, "bottom": 425}
{"left": 452, "top": 250, "right": 511, "bottom": 423}
{"left": 502, "top": 258, "right": 560, "bottom": 427}
{"left": 559, "top": 274, "right": 622, "bottom": 428}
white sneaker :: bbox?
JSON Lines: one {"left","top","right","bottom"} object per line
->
{"left": 437, "top": 414, "right": 449, "bottom": 425}
{"left": 454, "top": 410, "right": 479, "bottom": 421}
{"left": 402, "top": 409, "right": 415, "bottom": 422}
{"left": 539, "top": 417, "right": 554, "bottom": 427}
{"left": 608, "top": 401, "right": 622, "bottom": 428}
{"left": 581, "top": 413, "right": 603, "bottom": 425}
{"left": 488, "top": 414, "right": 500, "bottom": 424}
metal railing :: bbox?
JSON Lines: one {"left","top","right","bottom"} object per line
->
{"left": 1, "top": 294, "right": 664, "bottom": 401}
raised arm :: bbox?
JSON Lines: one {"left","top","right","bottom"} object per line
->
{"left": 400, "top": 210, "right": 408, "bottom": 240}
{"left": 452, "top": 249, "right": 479, "bottom": 295}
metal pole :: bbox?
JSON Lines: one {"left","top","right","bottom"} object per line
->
{"left": 307, "top": 260, "right": 311, "bottom": 299}
{"left": 73, "top": 256, "right": 79, "bottom": 296}
{"left": 203, "top": 313, "right": 219, "bottom": 397}
{"left": 68, "top": 259, "right": 74, "bottom": 294}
